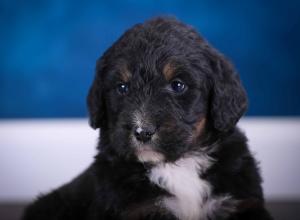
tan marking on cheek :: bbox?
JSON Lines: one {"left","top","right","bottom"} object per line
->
{"left": 193, "top": 117, "right": 206, "bottom": 139}
{"left": 120, "top": 65, "right": 131, "bottom": 82}
{"left": 163, "top": 62, "right": 176, "bottom": 81}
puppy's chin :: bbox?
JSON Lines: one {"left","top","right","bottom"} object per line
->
{"left": 135, "top": 146, "right": 165, "bottom": 164}
{"left": 130, "top": 134, "right": 165, "bottom": 164}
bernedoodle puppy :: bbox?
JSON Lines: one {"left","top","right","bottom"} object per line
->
{"left": 23, "top": 17, "right": 273, "bottom": 220}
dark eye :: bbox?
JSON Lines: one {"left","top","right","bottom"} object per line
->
{"left": 170, "top": 80, "right": 186, "bottom": 93}
{"left": 117, "top": 83, "right": 129, "bottom": 95}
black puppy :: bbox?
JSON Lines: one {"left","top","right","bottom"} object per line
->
{"left": 23, "top": 17, "right": 273, "bottom": 220}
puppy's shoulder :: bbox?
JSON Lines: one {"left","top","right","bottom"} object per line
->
{"left": 22, "top": 166, "right": 96, "bottom": 220}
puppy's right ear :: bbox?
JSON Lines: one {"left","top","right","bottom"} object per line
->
{"left": 87, "top": 60, "right": 105, "bottom": 129}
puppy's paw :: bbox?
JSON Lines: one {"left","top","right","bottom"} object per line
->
{"left": 204, "top": 195, "right": 237, "bottom": 220}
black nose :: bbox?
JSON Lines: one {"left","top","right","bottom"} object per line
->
{"left": 134, "top": 127, "right": 155, "bottom": 143}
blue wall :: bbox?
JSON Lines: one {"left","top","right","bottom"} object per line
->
{"left": 1, "top": 0, "right": 299, "bottom": 118}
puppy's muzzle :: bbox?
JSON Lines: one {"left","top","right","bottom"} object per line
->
{"left": 134, "top": 126, "right": 156, "bottom": 143}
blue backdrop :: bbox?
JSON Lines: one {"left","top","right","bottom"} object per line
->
{"left": 1, "top": 0, "right": 299, "bottom": 118}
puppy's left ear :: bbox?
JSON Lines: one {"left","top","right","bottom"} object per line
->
{"left": 209, "top": 52, "right": 248, "bottom": 132}
{"left": 87, "top": 60, "right": 105, "bottom": 129}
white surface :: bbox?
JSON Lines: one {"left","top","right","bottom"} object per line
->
{"left": 0, "top": 118, "right": 299, "bottom": 202}
{"left": 239, "top": 118, "right": 300, "bottom": 200}
{"left": 0, "top": 119, "right": 98, "bottom": 202}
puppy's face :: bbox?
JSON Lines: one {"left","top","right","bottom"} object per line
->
{"left": 102, "top": 58, "right": 208, "bottom": 163}
{"left": 88, "top": 18, "right": 248, "bottom": 163}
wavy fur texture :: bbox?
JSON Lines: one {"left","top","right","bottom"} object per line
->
{"left": 23, "top": 17, "right": 272, "bottom": 220}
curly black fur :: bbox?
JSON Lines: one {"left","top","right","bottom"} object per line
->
{"left": 23, "top": 17, "right": 273, "bottom": 220}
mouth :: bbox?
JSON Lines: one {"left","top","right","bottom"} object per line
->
{"left": 135, "top": 145, "right": 165, "bottom": 164}
{"left": 131, "top": 134, "right": 165, "bottom": 164}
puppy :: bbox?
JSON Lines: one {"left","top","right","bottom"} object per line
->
{"left": 23, "top": 17, "right": 273, "bottom": 220}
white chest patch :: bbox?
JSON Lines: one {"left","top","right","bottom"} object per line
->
{"left": 148, "top": 154, "right": 235, "bottom": 220}
{"left": 149, "top": 154, "right": 212, "bottom": 220}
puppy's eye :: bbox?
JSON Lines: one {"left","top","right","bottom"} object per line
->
{"left": 117, "top": 83, "right": 129, "bottom": 95}
{"left": 170, "top": 80, "right": 186, "bottom": 93}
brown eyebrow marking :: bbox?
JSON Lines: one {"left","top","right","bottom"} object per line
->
{"left": 119, "top": 64, "right": 131, "bottom": 82}
{"left": 162, "top": 62, "right": 176, "bottom": 81}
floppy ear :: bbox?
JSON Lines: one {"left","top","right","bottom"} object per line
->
{"left": 87, "top": 60, "right": 105, "bottom": 129}
{"left": 210, "top": 53, "right": 248, "bottom": 132}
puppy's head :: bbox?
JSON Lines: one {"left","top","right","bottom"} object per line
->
{"left": 87, "top": 18, "right": 247, "bottom": 163}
